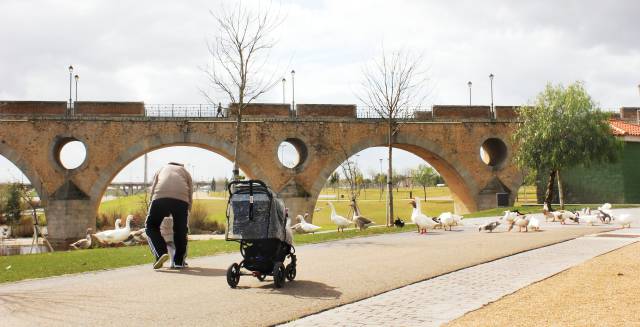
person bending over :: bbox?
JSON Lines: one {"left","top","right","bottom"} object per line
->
{"left": 146, "top": 162, "right": 192, "bottom": 269}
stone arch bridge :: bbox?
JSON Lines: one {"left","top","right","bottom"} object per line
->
{"left": 0, "top": 101, "right": 523, "bottom": 248}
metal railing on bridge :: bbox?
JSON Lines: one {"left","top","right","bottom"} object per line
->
{"left": 144, "top": 104, "right": 431, "bottom": 120}
{"left": 144, "top": 104, "right": 229, "bottom": 118}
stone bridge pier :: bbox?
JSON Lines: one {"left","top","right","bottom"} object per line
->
{"left": 0, "top": 102, "right": 523, "bottom": 248}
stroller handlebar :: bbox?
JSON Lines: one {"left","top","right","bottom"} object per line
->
{"left": 227, "top": 180, "right": 268, "bottom": 196}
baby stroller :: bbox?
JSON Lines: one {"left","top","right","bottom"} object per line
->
{"left": 225, "top": 180, "right": 297, "bottom": 288}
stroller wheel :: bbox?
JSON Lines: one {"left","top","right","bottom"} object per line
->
{"left": 257, "top": 274, "right": 267, "bottom": 281}
{"left": 226, "top": 263, "right": 240, "bottom": 288}
{"left": 273, "top": 262, "right": 285, "bottom": 288}
{"left": 285, "top": 263, "right": 296, "bottom": 281}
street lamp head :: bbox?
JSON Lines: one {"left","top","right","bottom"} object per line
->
{"left": 467, "top": 81, "right": 472, "bottom": 87}
{"left": 291, "top": 69, "right": 295, "bottom": 76}
{"left": 489, "top": 73, "right": 494, "bottom": 80}
{"left": 282, "top": 77, "right": 286, "bottom": 82}
{"left": 68, "top": 65, "right": 73, "bottom": 73}
{"left": 74, "top": 74, "right": 79, "bottom": 81}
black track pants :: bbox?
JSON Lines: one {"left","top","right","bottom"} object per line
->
{"left": 145, "top": 198, "right": 189, "bottom": 265}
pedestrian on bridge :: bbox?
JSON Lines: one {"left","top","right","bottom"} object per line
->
{"left": 146, "top": 162, "right": 193, "bottom": 269}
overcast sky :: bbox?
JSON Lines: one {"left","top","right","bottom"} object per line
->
{"left": 1, "top": 0, "right": 639, "bottom": 185}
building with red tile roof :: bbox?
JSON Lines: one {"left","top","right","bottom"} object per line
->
{"left": 610, "top": 120, "right": 640, "bottom": 141}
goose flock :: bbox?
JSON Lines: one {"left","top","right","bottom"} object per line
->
{"left": 67, "top": 199, "right": 636, "bottom": 251}
{"left": 479, "top": 202, "right": 637, "bottom": 234}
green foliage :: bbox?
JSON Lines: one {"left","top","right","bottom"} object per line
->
{"left": 413, "top": 165, "right": 439, "bottom": 199}
{"left": 413, "top": 165, "right": 438, "bottom": 188}
{"left": 4, "top": 183, "right": 23, "bottom": 227}
{"left": 0, "top": 184, "right": 7, "bottom": 223}
{"left": 210, "top": 178, "right": 216, "bottom": 192}
{"left": 329, "top": 172, "right": 340, "bottom": 188}
{"left": 513, "top": 81, "right": 623, "bottom": 175}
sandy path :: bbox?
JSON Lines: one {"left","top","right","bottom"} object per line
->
{"left": 447, "top": 237, "right": 640, "bottom": 327}
{"left": 0, "top": 224, "right": 611, "bottom": 327}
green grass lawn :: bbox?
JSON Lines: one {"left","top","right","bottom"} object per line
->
{"left": 0, "top": 226, "right": 409, "bottom": 284}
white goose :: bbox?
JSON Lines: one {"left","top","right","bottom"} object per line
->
{"left": 613, "top": 214, "right": 634, "bottom": 228}
{"left": 93, "top": 215, "right": 134, "bottom": 245}
{"left": 528, "top": 217, "right": 540, "bottom": 231}
{"left": 291, "top": 213, "right": 321, "bottom": 234}
{"left": 114, "top": 218, "right": 122, "bottom": 229}
{"left": 501, "top": 211, "right": 519, "bottom": 229}
{"left": 438, "top": 212, "right": 455, "bottom": 231}
{"left": 410, "top": 197, "right": 436, "bottom": 234}
{"left": 511, "top": 215, "right": 530, "bottom": 232}
{"left": 70, "top": 228, "right": 92, "bottom": 250}
{"left": 580, "top": 214, "right": 599, "bottom": 226}
{"left": 350, "top": 202, "right": 375, "bottom": 231}
{"left": 327, "top": 202, "right": 352, "bottom": 232}
{"left": 438, "top": 212, "right": 463, "bottom": 231}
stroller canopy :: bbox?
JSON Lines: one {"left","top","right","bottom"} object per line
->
{"left": 226, "top": 180, "right": 288, "bottom": 243}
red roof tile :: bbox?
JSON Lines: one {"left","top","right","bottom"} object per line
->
{"left": 610, "top": 120, "right": 640, "bottom": 136}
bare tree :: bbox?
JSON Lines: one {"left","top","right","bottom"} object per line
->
{"left": 204, "top": 2, "right": 283, "bottom": 180}
{"left": 338, "top": 150, "right": 364, "bottom": 219}
{"left": 358, "top": 49, "right": 429, "bottom": 226}
{"left": 16, "top": 184, "right": 53, "bottom": 252}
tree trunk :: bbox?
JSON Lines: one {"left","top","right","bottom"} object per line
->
{"left": 387, "top": 120, "right": 394, "bottom": 227}
{"left": 232, "top": 108, "right": 242, "bottom": 181}
{"left": 544, "top": 169, "right": 556, "bottom": 211}
{"left": 556, "top": 170, "right": 565, "bottom": 210}
{"left": 423, "top": 185, "right": 427, "bottom": 201}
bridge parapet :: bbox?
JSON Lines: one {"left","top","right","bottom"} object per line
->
{"left": 433, "top": 105, "right": 492, "bottom": 119}
{"left": 296, "top": 104, "right": 356, "bottom": 118}
{"left": 0, "top": 101, "right": 66, "bottom": 115}
{"left": 75, "top": 101, "right": 144, "bottom": 116}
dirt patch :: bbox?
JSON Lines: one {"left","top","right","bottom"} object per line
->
{"left": 447, "top": 241, "right": 640, "bottom": 327}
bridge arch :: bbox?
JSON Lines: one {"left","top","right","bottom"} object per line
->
{"left": 0, "top": 141, "right": 47, "bottom": 205}
{"left": 88, "top": 132, "right": 271, "bottom": 210}
{"left": 309, "top": 133, "right": 485, "bottom": 215}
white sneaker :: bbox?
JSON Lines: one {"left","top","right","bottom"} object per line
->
{"left": 171, "top": 261, "right": 189, "bottom": 269}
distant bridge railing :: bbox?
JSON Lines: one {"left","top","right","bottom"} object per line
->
{"left": 143, "top": 104, "right": 432, "bottom": 119}
{"left": 144, "top": 104, "right": 229, "bottom": 118}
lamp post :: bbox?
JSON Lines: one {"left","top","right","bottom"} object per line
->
{"left": 291, "top": 70, "right": 296, "bottom": 112}
{"left": 68, "top": 65, "right": 73, "bottom": 113}
{"left": 467, "top": 81, "right": 472, "bottom": 107}
{"left": 74, "top": 74, "right": 79, "bottom": 102}
{"left": 489, "top": 73, "right": 494, "bottom": 118}
{"left": 281, "top": 78, "right": 286, "bottom": 104}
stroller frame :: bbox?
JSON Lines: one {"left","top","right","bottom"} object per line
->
{"left": 225, "top": 180, "right": 297, "bottom": 289}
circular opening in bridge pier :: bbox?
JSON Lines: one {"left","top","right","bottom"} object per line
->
{"left": 480, "top": 138, "right": 507, "bottom": 167}
{"left": 278, "top": 138, "right": 307, "bottom": 169}
{"left": 57, "top": 140, "right": 87, "bottom": 170}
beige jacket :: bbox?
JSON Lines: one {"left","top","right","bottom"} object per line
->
{"left": 150, "top": 163, "right": 193, "bottom": 207}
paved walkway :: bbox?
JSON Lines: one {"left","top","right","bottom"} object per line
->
{"left": 282, "top": 226, "right": 640, "bottom": 326}
{"left": 0, "top": 209, "right": 636, "bottom": 326}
